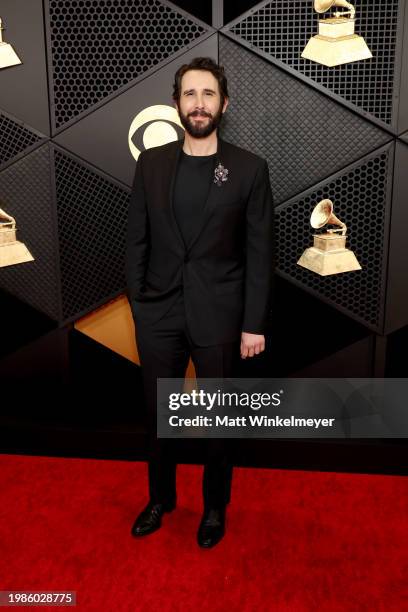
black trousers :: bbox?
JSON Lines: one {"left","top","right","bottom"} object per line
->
{"left": 135, "top": 291, "right": 240, "bottom": 510}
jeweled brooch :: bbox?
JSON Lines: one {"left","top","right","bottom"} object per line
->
{"left": 214, "top": 163, "right": 229, "bottom": 187}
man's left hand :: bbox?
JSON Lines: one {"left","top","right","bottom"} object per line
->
{"left": 240, "top": 332, "right": 265, "bottom": 359}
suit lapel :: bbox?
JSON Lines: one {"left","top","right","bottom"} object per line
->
{"left": 166, "top": 138, "right": 186, "bottom": 251}
{"left": 165, "top": 134, "right": 227, "bottom": 254}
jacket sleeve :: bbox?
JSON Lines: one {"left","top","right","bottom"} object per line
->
{"left": 242, "top": 158, "right": 275, "bottom": 334}
{"left": 124, "top": 152, "right": 150, "bottom": 302}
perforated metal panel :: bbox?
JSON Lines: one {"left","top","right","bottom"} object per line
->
{"left": 53, "top": 33, "right": 218, "bottom": 187}
{"left": 47, "top": 0, "right": 209, "bottom": 130}
{"left": 276, "top": 144, "right": 393, "bottom": 331}
{"left": 219, "top": 36, "right": 391, "bottom": 205}
{"left": 0, "top": 111, "right": 45, "bottom": 169}
{"left": 0, "top": 143, "right": 60, "bottom": 320}
{"left": 53, "top": 147, "right": 130, "bottom": 320}
{"left": 0, "top": 0, "right": 51, "bottom": 136}
{"left": 224, "top": 0, "right": 401, "bottom": 126}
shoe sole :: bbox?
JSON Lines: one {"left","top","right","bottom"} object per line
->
{"left": 132, "top": 523, "right": 161, "bottom": 537}
{"left": 197, "top": 532, "right": 225, "bottom": 548}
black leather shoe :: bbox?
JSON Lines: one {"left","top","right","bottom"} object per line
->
{"left": 197, "top": 507, "right": 226, "bottom": 548}
{"left": 131, "top": 500, "right": 176, "bottom": 537}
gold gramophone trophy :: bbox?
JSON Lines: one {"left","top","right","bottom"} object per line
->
{"left": 302, "top": 0, "right": 372, "bottom": 67}
{"left": 297, "top": 199, "right": 361, "bottom": 275}
{"left": 0, "top": 16, "right": 22, "bottom": 69}
{"left": 0, "top": 207, "right": 34, "bottom": 267}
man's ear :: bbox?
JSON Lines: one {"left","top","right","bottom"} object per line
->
{"left": 222, "top": 97, "right": 229, "bottom": 113}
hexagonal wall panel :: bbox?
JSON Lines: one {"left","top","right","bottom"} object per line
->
{"left": 223, "top": 0, "right": 402, "bottom": 128}
{"left": 0, "top": 143, "right": 60, "bottom": 320}
{"left": 54, "top": 35, "right": 217, "bottom": 187}
{"left": 276, "top": 143, "right": 393, "bottom": 332}
{"left": 45, "top": 0, "right": 211, "bottom": 131}
{"left": 0, "top": 111, "right": 47, "bottom": 170}
{"left": 0, "top": 0, "right": 51, "bottom": 135}
{"left": 53, "top": 146, "right": 131, "bottom": 320}
{"left": 219, "top": 36, "right": 391, "bottom": 205}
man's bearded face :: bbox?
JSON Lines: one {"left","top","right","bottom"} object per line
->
{"left": 175, "top": 69, "right": 228, "bottom": 138}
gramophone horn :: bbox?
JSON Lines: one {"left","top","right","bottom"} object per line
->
{"left": 314, "top": 0, "right": 337, "bottom": 12}
{"left": 310, "top": 199, "right": 333, "bottom": 228}
{"left": 310, "top": 199, "right": 346, "bottom": 233}
{"left": 314, "top": 0, "right": 355, "bottom": 17}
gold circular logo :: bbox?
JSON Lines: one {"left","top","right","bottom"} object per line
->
{"left": 128, "top": 105, "right": 183, "bottom": 160}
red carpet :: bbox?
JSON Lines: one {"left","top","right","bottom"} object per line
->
{"left": 0, "top": 453, "right": 407, "bottom": 611}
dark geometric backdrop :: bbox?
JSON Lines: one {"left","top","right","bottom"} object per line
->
{"left": 1, "top": 0, "right": 407, "bottom": 341}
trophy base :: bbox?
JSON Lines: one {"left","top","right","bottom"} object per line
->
{"left": 0, "top": 42, "right": 22, "bottom": 69}
{"left": 0, "top": 241, "right": 34, "bottom": 267}
{"left": 301, "top": 34, "right": 372, "bottom": 67}
{"left": 297, "top": 247, "right": 362, "bottom": 276}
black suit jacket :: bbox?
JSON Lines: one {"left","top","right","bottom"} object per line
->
{"left": 125, "top": 135, "right": 275, "bottom": 346}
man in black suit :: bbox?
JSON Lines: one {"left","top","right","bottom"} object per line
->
{"left": 125, "top": 57, "right": 275, "bottom": 548}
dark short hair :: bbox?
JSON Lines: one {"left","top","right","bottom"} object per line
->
{"left": 172, "top": 57, "right": 229, "bottom": 106}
